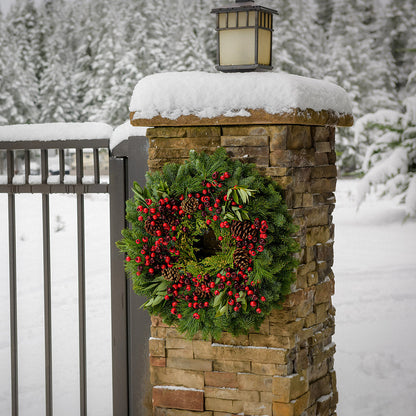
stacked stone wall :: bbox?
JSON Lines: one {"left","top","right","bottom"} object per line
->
{"left": 146, "top": 124, "right": 337, "bottom": 416}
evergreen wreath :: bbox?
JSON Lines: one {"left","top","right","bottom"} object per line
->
{"left": 117, "top": 148, "right": 298, "bottom": 339}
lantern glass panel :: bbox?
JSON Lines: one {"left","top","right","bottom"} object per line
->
{"left": 248, "top": 10, "right": 256, "bottom": 26}
{"left": 228, "top": 12, "right": 237, "bottom": 28}
{"left": 258, "top": 28, "right": 271, "bottom": 66}
{"left": 238, "top": 11, "right": 247, "bottom": 27}
{"left": 219, "top": 28, "right": 256, "bottom": 66}
{"left": 219, "top": 13, "right": 227, "bottom": 28}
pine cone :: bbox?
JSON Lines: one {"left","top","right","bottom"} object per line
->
{"left": 162, "top": 267, "right": 181, "bottom": 283}
{"left": 181, "top": 197, "right": 199, "bottom": 214}
{"left": 145, "top": 217, "right": 163, "bottom": 236}
{"left": 194, "top": 286, "right": 212, "bottom": 299}
{"left": 233, "top": 248, "right": 251, "bottom": 270}
{"left": 231, "top": 220, "right": 252, "bottom": 240}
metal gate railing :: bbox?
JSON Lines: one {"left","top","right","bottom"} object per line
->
{"left": 0, "top": 135, "right": 150, "bottom": 416}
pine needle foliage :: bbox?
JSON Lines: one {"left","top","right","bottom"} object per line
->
{"left": 117, "top": 148, "right": 298, "bottom": 339}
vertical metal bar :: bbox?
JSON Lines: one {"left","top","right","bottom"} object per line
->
{"left": 109, "top": 155, "right": 129, "bottom": 416}
{"left": 93, "top": 148, "right": 100, "bottom": 184}
{"left": 41, "top": 149, "right": 48, "bottom": 184}
{"left": 77, "top": 193, "right": 87, "bottom": 416}
{"left": 76, "top": 149, "right": 83, "bottom": 184}
{"left": 42, "top": 192, "right": 53, "bottom": 416}
{"left": 59, "top": 149, "right": 65, "bottom": 184}
{"left": 7, "top": 149, "right": 18, "bottom": 416}
{"left": 255, "top": 11, "right": 259, "bottom": 65}
{"left": 7, "top": 150, "right": 14, "bottom": 185}
{"left": 24, "top": 150, "right": 30, "bottom": 184}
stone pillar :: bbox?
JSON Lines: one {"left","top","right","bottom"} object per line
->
{"left": 142, "top": 120, "right": 341, "bottom": 416}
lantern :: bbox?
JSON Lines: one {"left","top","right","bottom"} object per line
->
{"left": 211, "top": 0, "right": 278, "bottom": 72}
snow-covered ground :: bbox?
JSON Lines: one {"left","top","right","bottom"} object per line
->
{"left": 0, "top": 179, "right": 415, "bottom": 415}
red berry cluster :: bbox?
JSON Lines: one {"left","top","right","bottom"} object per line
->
{"left": 127, "top": 197, "right": 183, "bottom": 276}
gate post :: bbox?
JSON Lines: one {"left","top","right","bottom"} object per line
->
{"left": 110, "top": 136, "right": 152, "bottom": 416}
{"left": 129, "top": 73, "right": 353, "bottom": 416}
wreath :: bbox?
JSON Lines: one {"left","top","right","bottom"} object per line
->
{"left": 117, "top": 148, "right": 298, "bottom": 339}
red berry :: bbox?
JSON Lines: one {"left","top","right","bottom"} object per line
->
{"left": 218, "top": 236, "right": 223, "bottom": 241}
{"left": 188, "top": 302, "right": 193, "bottom": 308}
{"left": 193, "top": 313, "right": 200, "bottom": 319}
{"left": 164, "top": 295, "right": 170, "bottom": 300}
{"left": 247, "top": 290, "right": 253, "bottom": 296}
{"left": 138, "top": 216, "right": 143, "bottom": 221}
{"left": 256, "top": 308, "right": 262, "bottom": 314}
{"left": 260, "top": 296, "right": 266, "bottom": 302}
{"left": 126, "top": 256, "right": 131, "bottom": 262}
{"left": 214, "top": 290, "right": 220, "bottom": 295}
{"left": 206, "top": 219, "right": 211, "bottom": 225}
{"left": 209, "top": 282, "right": 215, "bottom": 288}
{"left": 250, "top": 301, "right": 257, "bottom": 307}
{"left": 228, "top": 299, "right": 235, "bottom": 306}
{"left": 149, "top": 268, "right": 154, "bottom": 274}
{"left": 233, "top": 306, "right": 239, "bottom": 312}
{"left": 228, "top": 290, "right": 233, "bottom": 296}
{"left": 177, "top": 314, "right": 182, "bottom": 319}
{"left": 204, "top": 301, "right": 209, "bottom": 307}
{"left": 171, "top": 308, "right": 176, "bottom": 314}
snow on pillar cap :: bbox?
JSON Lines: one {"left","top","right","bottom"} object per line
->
{"left": 129, "top": 71, "right": 353, "bottom": 128}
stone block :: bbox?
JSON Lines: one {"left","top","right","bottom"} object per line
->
{"left": 152, "top": 386, "right": 204, "bottom": 411}
{"left": 308, "top": 360, "right": 328, "bottom": 383}
{"left": 150, "top": 137, "right": 220, "bottom": 149}
{"left": 167, "top": 347, "right": 193, "bottom": 359}
{"left": 314, "top": 152, "right": 329, "bottom": 165}
{"left": 205, "top": 371, "right": 238, "bottom": 388}
{"left": 213, "top": 360, "right": 251, "bottom": 373}
{"left": 251, "top": 362, "right": 280, "bottom": 376}
{"left": 149, "top": 338, "right": 166, "bottom": 357}
{"left": 150, "top": 356, "right": 167, "bottom": 367}
{"left": 306, "top": 226, "right": 331, "bottom": 246}
{"left": 270, "top": 150, "right": 292, "bottom": 167}
{"left": 248, "top": 333, "right": 295, "bottom": 349}
{"left": 272, "top": 373, "right": 309, "bottom": 402}
{"left": 273, "top": 391, "right": 309, "bottom": 416}
{"left": 150, "top": 367, "right": 204, "bottom": 389}
{"left": 304, "top": 206, "right": 330, "bottom": 227}
{"left": 215, "top": 332, "right": 249, "bottom": 346}
{"left": 312, "top": 127, "right": 330, "bottom": 142}
{"left": 151, "top": 316, "right": 169, "bottom": 327}
{"left": 160, "top": 410, "right": 212, "bottom": 416}
{"left": 167, "top": 357, "right": 212, "bottom": 372}
{"left": 315, "top": 280, "right": 335, "bottom": 304}
{"left": 315, "top": 142, "right": 331, "bottom": 153}
{"left": 147, "top": 127, "right": 187, "bottom": 138}
{"left": 205, "top": 387, "right": 259, "bottom": 402}
{"left": 151, "top": 326, "right": 167, "bottom": 338}
{"left": 205, "top": 398, "right": 243, "bottom": 413}
{"left": 258, "top": 166, "right": 289, "bottom": 177}
{"left": 237, "top": 373, "right": 273, "bottom": 392}
{"left": 222, "top": 125, "right": 269, "bottom": 136}
{"left": 221, "top": 135, "right": 269, "bottom": 147}
{"left": 166, "top": 337, "right": 190, "bottom": 350}
{"left": 311, "top": 178, "right": 337, "bottom": 193}
{"left": 287, "top": 126, "right": 312, "bottom": 150}
{"left": 185, "top": 127, "right": 221, "bottom": 137}
{"left": 311, "top": 165, "right": 337, "bottom": 179}
{"left": 308, "top": 375, "right": 331, "bottom": 405}
{"left": 270, "top": 126, "right": 288, "bottom": 150}
{"left": 243, "top": 400, "right": 272, "bottom": 415}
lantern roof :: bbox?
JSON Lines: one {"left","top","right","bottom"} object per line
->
{"left": 211, "top": 1, "right": 278, "bottom": 15}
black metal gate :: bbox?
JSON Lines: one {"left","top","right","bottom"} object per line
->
{"left": 0, "top": 135, "right": 150, "bottom": 416}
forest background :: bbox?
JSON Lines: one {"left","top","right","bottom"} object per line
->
{"left": 0, "top": 0, "right": 416, "bottom": 208}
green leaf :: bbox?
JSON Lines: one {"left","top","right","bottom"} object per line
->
{"left": 153, "top": 295, "right": 165, "bottom": 306}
